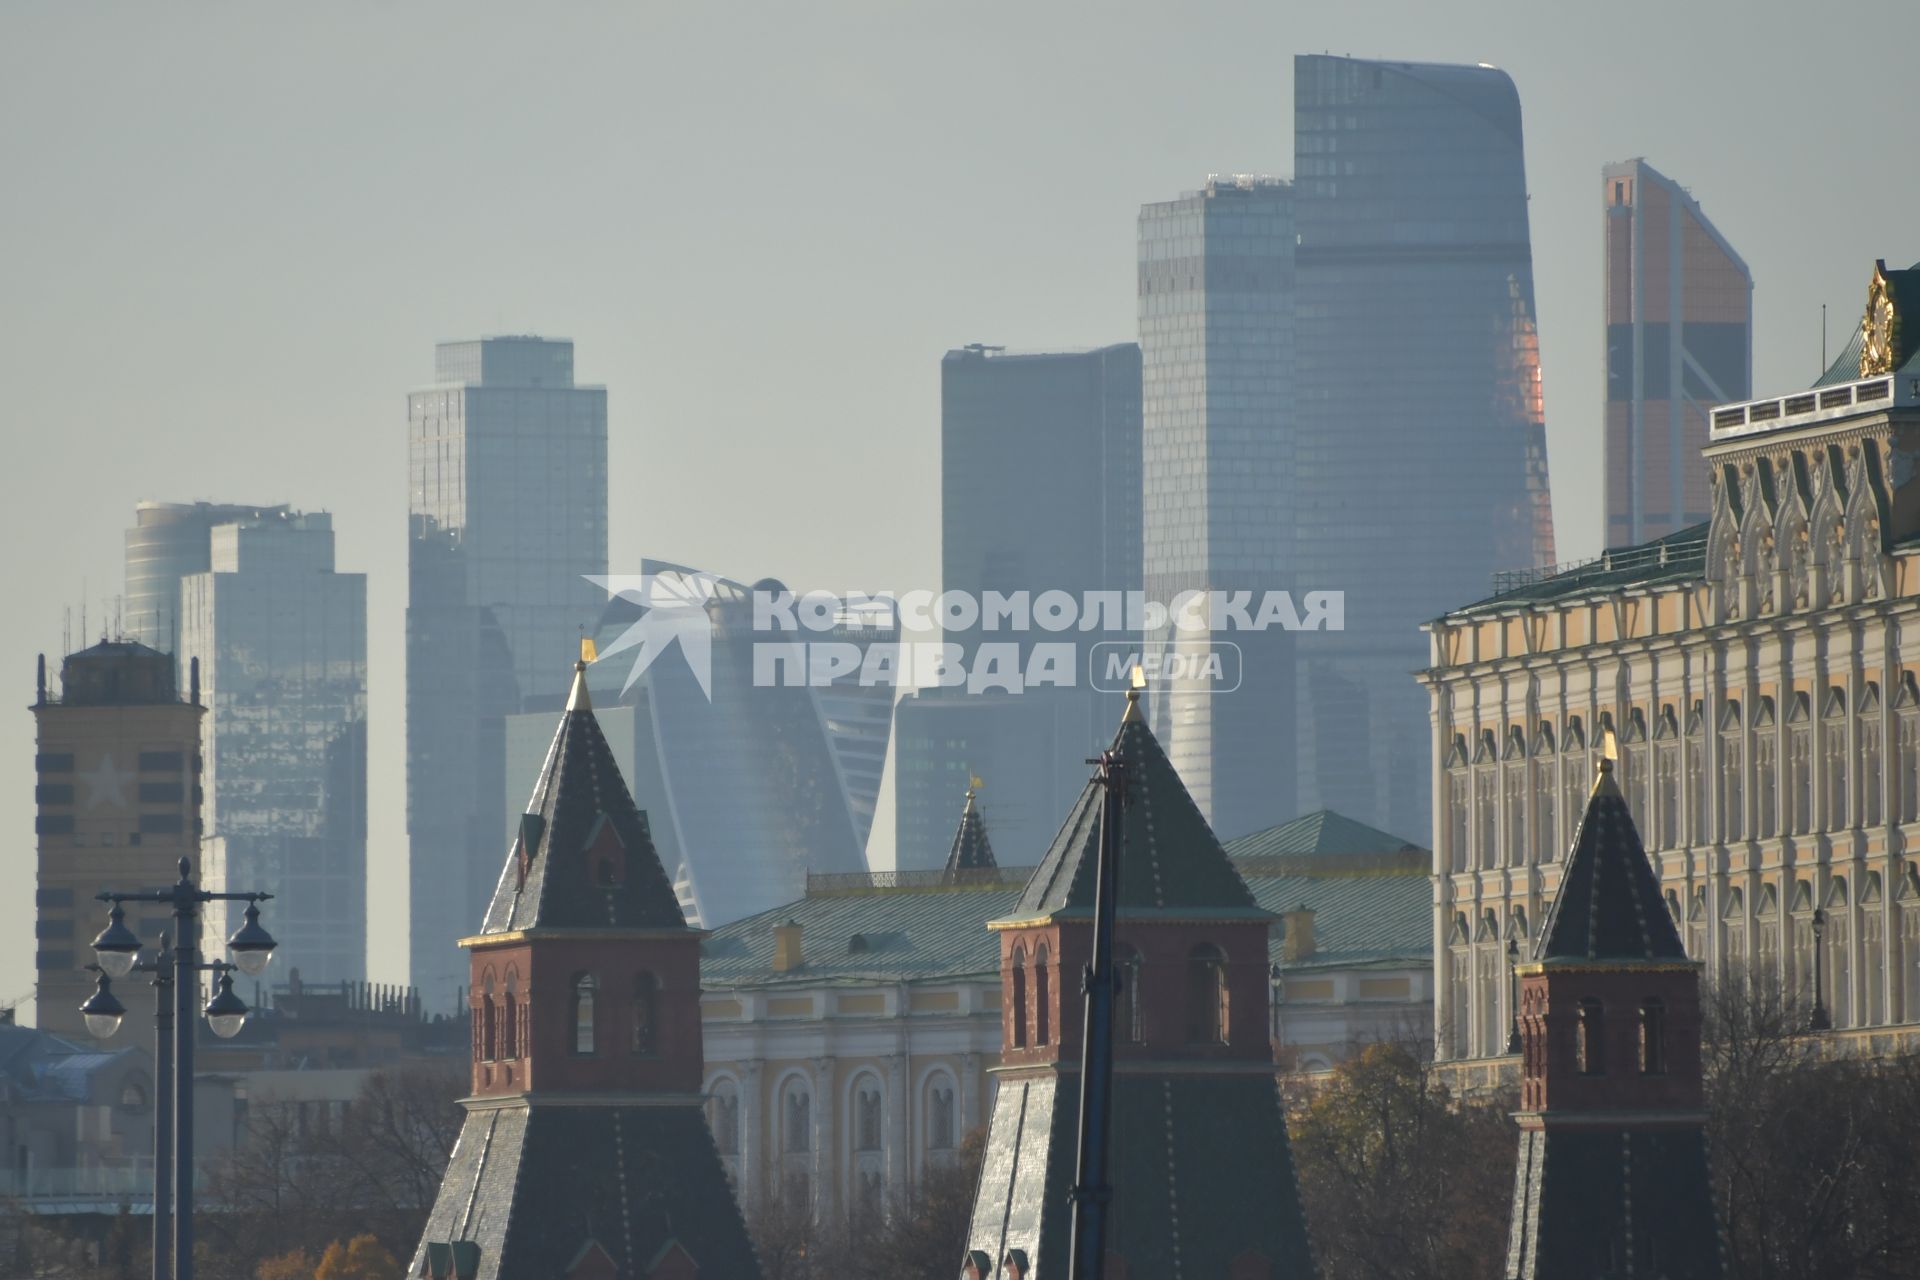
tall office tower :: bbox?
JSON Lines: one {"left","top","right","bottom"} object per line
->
{"left": 178, "top": 513, "right": 368, "bottom": 983}
{"left": 1603, "top": 159, "right": 1752, "bottom": 545}
{"left": 124, "top": 501, "right": 290, "bottom": 649}
{"left": 408, "top": 337, "right": 608, "bottom": 1008}
{"left": 939, "top": 343, "right": 1142, "bottom": 670}
{"left": 31, "top": 642, "right": 203, "bottom": 1037}
{"left": 898, "top": 343, "right": 1145, "bottom": 866}
{"left": 1138, "top": 177, "right": 1296, "bottom": 841}
{"left": 503, "top": 564, "right": 873, "bottom": 930}
{"left": 1291, "top": 55, "right": 1557, "bottom": 843}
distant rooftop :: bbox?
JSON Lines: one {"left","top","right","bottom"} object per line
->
{"left": 432, "top": 335, "right": 582, "bottom": 389}
{"left": 944, "top": 342, "right": 1138, "bottom": 362}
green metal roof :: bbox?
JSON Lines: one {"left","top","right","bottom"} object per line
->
{"left": 700, "top": 877, "right": 1025, "bottom": 988}
{"left": 1244, "top": 868, "right": 1430, "bottom": 972}
{"left": 1441, "top": 521, "right": 1709, "bottom": 619}
{"left": 1535, "top": 760, "right": 1687, "bottom": 964}
{"left": 700, "top": 803, "right": 1431, "bottom": 989}
{"left": 1006, "top": 700, "right": 1267, "bottom": 921}
{"left": 1222, "top": 807, "right": 1423, "bottom": 857}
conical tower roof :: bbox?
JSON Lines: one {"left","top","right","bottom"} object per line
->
{"left": 1003, "top": 691, "right": 1265, "bottom": 921}
{"left": 479, "top": 662, "right": 690, "bottom": 935}
{"left": 943, "top": 787, "right": 997, "bottom": 874}
{"left": 1534, "top": 756, "right": 1686, "bottom": 963}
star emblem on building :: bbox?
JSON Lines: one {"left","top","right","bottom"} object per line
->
{"left": 78, "top": 753, "right": 132, "bottom": 810}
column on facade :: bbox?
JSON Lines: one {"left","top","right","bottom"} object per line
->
{"left": 740, "top": 1061, "right": 764, "bottom": 1217}
{"left": 884, "top": 1050, "right": 908, "bottom": 1208}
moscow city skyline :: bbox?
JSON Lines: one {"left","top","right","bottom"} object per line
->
{"left": 3, "top": 0, "right": 1916, "bottom": 1006}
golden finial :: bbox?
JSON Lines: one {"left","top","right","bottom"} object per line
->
{"left": 1120, "top": 664, "right": 1147, "bottom": 724}
{"left": 566, "top": 636, "right": 596, "bottom": 712}
{"left": 1593, "top": 728, "right": 1618, "bottom": 791}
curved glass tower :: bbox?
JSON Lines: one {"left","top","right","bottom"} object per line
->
{"left": 1292, "top": 55, "right": 1556, "bottom": 842}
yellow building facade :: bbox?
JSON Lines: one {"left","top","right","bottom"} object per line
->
{"left": 1421, "top": 263, "right": 1920, "bottom": 1060}
{"left": 32, "top": 642, "right": 203, "bottom": 1038}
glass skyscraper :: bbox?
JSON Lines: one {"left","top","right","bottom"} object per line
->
{"left": 1603, "top": 158, "right": 1751, "bottom": 545}
{"left": 1291, "top": 55, "right": 1556, "bottom": 842}
{"left": 125, "top": 501, "right": 293, "bottom": 649}
{"left": 176, "top": 512, "right": 368, "bottom": 983}
{"left": 894, "top": 343, "right": 1142, "bottom": 867}
{"left": 407, "top": 336, "right": 607, "bottom": 1008}
{"left": 1138, "top": 177, "right": 1297, "bottom": 841}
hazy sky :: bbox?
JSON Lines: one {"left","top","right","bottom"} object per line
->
{"left": 2, "top": 0, "right": 1912, "bottom": 1008}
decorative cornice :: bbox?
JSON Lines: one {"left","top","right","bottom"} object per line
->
{"left": 1516, "top": 959, "right": 1703, "bottom": 976}
{"left": 986, "top": 1058, "right": 1277, "bottom": 1079}
{"left": 987, "top": 910, "right": 1273, "bottom": 931}
{"left": 461, "top": 926, "right": 710, "bottom": 948}
{"left": 1512, "top": 1108, "right": 1709, "bottom": 1129}
{"left": 458, "top": 1090, "right": 706, "bottom": 1111}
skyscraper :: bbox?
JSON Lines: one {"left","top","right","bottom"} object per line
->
{"left": 31, "top": 641, "right": 203, "bottom": 1037}
{"left": 939, "top": 343, "right": 1142, "bottom": 671}
{"left": 1603, "top": 158, "right": 1752, "bottom": 545}
{"left": 408, "top": 336, "right": 608, "bottom": 1008}
{"left": 178, "top": 512, "right": 367, "bottom": 984}
{"left": 894, "top": 343, "right": 1142, "bottom": 867}
{"left": 125, "top": 501, "right": 292, "bottom": 649}
{"left": 1138, "top": 177, "right": 1296, "bottom": 840}
{"left": 1291, "top": 55, "right": 1556, "bottom": 842}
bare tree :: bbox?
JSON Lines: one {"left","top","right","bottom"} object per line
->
{"left": 191, "top": 1064, "right": 464, "bottom": 1280}
{"left": 1702, "top": 978, "right": 1920, "bottom": 1280}
{"left": 1287, "top": 1041, "right": 1515, "bottom": 1280}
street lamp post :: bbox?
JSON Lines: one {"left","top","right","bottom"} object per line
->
{"left": 1269, "top": 963, "right": 1286, "bottom": 1048}
{"left": 80, "top": 857, "right": 276, "bottom": 1280}
{"left": 1808, "top": 907, "right": 1832, "bottom": 1032}
{"left": 86, "top": 935, "right": 176, "bottom": 1280}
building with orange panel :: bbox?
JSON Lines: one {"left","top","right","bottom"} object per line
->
{"left": 1604, "top": 159, "right": 1752, "bottom": 545}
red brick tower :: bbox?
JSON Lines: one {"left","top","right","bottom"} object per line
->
{"left": 961, "top": 691, "right": 1315, "bottom": 1278}
{"left": 1505, "top": 754, "right": 1723, "bottom": 1279}
{"left": 410, "top": 661, "right": 760, "bottom": 1280}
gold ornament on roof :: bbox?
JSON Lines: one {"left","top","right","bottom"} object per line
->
{"left": 1861, "top": 260, "right": 1899, "bottom": 377}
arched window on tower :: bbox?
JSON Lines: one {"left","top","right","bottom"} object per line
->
{"left": 1576, "top": 998, "right": 1606, "bottom": 1075}
{"left": 481, "top": 973, "right": 498, "bottom": 1062}
{"left": 632, "top": 971, "right": 659, "bottom": 1056}
{"left": 1186, "top": 944, "right": 1229, "bottom": 1045}
{"left": 1033, "top": 945, "right": 1051, "bottom": 1046}
{"left": 1010, "top": 946, "right": 1028, "bottom": 1049}
{"left": 503, "top": 971, "right": 520, "bottom": 1059}
{"left": 1115, "top": 944, "right": 1143, "bottom": 1045}
{"left": 1638, "top": 999, "right": 1667, "bottom": 1075}
{"left": 572, "top": 973, "right": 597, "bottom": 1055}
